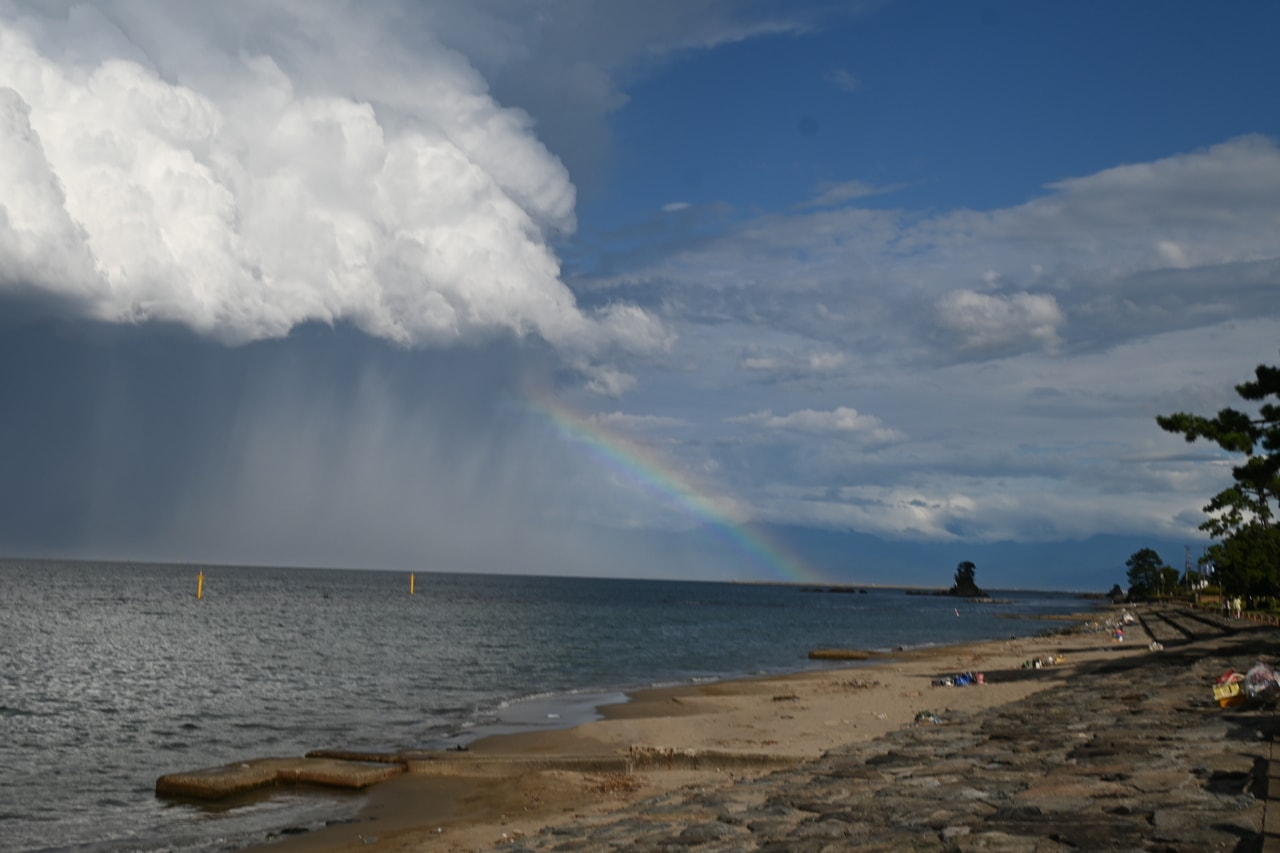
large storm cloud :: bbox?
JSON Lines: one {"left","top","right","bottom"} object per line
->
{"left": 2, "top": 1, "right": 1276, "bottom": 587}
{"left": 0, "top": 0, "right": 665, "bottom": 354}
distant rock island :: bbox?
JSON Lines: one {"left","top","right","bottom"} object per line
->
{"left": 949, "top": 561, "right": 987, "bottom": 597}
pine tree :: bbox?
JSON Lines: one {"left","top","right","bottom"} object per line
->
{"left": 1157, "top": 356, "right": 1280, "bottom": 596}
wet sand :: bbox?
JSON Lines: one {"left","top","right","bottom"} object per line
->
{"left": 241, "top": 604, "right": 1172, "bottom": 850}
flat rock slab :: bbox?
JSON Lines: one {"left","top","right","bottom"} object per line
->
{"left": 156, "top": 757, "right": 403, "bottom": 800}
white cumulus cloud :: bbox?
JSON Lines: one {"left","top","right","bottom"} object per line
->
{"left": 0, "top": 1, "right": 662, "bottom": 355}
{"left": 731, "top": 406, "right": 904, "bottom": 442}
{"left": 935, "top": 290, "right": 1064, "bottom": 354}
{"left": 590, "top": 411, "right": 689, "bottom": 431}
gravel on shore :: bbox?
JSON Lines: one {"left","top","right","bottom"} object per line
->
{"left": 500, "top": 611, "right": 1277, "bottom": 852}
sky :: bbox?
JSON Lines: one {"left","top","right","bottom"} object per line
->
{"left": 1, "top": 0, "right": 1278, "bottom": 591}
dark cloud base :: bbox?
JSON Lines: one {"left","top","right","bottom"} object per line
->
{"left": 0, "top": 305, "right": 1206, "bottom": 589}
{"left": 0, "top": 310, "right": 543, "bottom": 567}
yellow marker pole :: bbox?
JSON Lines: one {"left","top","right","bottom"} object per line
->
{"left": 409, "top": 573, "right": 415, "bottom": 596}
{"left": 196, "top": 571, "right": 204, "bottom": 600}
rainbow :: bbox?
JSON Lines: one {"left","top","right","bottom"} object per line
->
{"left": 529, "top": 397, "right": 818, "bottom": 583}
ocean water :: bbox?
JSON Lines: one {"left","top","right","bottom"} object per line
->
{"left": 0, "top": 559, "right": 1100, "bottom": 852}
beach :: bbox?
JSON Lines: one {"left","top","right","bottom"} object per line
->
{"left": 3, "top": 563, "right": 1105, "bottom": 851}
{"left": 239, "top": 604, "right": 1277, "bottom": 852}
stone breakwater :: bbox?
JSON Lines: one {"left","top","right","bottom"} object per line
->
{"left": 505, "top": 616, "right": 1278, "bottom": 852}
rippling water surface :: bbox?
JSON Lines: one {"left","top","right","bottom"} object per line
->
{"left": 0, "top": 559, "right": 1098, "bottom": 852}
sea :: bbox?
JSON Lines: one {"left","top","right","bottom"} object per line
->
{"left": 0, "top": 559, "right": 1103, "bottom": 852}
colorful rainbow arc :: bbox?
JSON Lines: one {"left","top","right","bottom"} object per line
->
{"left": 530, "top": 398, "right": 818, "bottom": 583}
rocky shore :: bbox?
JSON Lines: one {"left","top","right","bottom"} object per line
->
{"left": 498, "top": 609, "right": 1276, "bottom": 853}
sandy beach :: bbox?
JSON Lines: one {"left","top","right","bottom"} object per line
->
{"left": 233, "top": 603, "right": 1277, "bottom": 853}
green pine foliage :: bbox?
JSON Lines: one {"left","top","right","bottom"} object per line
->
{"left": 1157, "top": 356, "right": 1280, "bottom": 597}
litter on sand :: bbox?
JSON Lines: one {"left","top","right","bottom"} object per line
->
{"left": 1212, "top": 662, "right": 1280, "bottom": 708}
{"left": 931, "top": 671, "right": 983, "bottom": 687}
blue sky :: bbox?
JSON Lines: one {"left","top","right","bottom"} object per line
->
{"left": 579, "top": 2, "right": 1278, "bottom": 223}
{"left": 0, "top": 1, "right": 1277, "bottom": 590}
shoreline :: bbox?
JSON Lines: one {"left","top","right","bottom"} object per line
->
{"left": 242, "top": 608, "right": 1147, "bottom": 852}
{"left": 339, "top": 603, "right": 1111, "bottom": 756}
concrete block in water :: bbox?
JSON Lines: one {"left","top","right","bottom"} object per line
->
{"left": 156, "top": 757, "right": 404, "bottom": 800}
{"left": 155, "top": 759, "right": 285, "bottom": 799}
{"left": 808, "top": 648, "right": 879, "bottom": 660}
{"left": 403, "top": 752, "right": 629, "bottom": 776}
{"left": 274, "top": 757, "right": 403, "bottom": 788}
